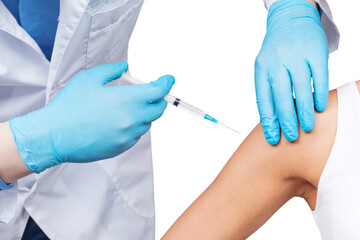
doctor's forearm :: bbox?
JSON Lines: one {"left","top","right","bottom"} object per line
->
{"left": 0, "top": 122, "right": 32, "bottom": 183}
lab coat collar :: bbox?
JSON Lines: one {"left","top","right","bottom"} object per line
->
{"left": 58, "top": 0, "right": 90, "bottom": 27}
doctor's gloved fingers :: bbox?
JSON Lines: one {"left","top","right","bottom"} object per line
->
{"left": 272, "top": 68, "right": 299, "bottom": 142}
{"left": 122, "top": 124, "right": 151, "bottom": 149}
{"left": 145, "top": 75, "right": 175, "bottom": 103}
{"left": 142, "top": 100, "right": 168, "bottom": 123}
{"left": 133, "top": 123, "right": 152, "bottom": 138}
{"left": 118, "top": 75, "right": 175, "bottom": 103}
{"left": 83, "top": 62, "right": 128, "bottom": 86}
{"left": 255, "top": 68, "right": 281, "bottom": 145}
{"left": 291, "top": 63, "right": 315, "bottom": 132}
{"left": 120, "top": 137, "right": 142, "bottom": 154}
{"left": 310, "top": 59, "right": 329, "bottom": 112}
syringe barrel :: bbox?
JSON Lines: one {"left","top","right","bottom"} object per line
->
{"left": 165, "top": 95, "right": 205, "bottom": 119}
{"left": 121, "top": 73, "right": 206, "bottom": 118}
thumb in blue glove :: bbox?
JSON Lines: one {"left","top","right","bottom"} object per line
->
{"left": 10, "top": 62, "right": 175, "bottom": 173}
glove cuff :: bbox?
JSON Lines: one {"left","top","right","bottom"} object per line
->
{"left": 267, "top": 0, "right": 321, "bottom": 30}
{"left": 9, "top": 109, "right": 62, "bottom": 174}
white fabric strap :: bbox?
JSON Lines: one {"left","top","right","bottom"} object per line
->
{"left": 262, "top": 0, "right": 340, "bottom": 52}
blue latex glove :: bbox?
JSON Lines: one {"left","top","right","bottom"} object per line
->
{"left": 255, "top": 0, "right": 329, "bottom": 145}
{"left": 10, "top": 62, "right": 175, "bottom": 173}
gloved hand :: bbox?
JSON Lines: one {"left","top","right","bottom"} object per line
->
{"left": 10, "top": 62, "right": 175, "bottom": 173}
{"left": 255, "top": 0, "right": 329, "bottom": 145}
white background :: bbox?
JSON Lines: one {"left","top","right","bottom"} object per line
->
{"left": 128, "top": 0, "right": 360, "bottom": 239}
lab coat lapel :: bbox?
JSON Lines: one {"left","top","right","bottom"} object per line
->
{"left": 46, "top": 0, "right": 90, "bottom": 102}
{"left": 0, "top": 2, "right": 49, "bottom": 120}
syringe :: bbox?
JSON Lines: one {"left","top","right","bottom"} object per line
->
{"left": 120, "top": 73, "right": 240, "bottom": 135}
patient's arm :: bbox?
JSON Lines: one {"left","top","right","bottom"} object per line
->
{"left": 162, "top": 88, "right": 339, "bottom": 240}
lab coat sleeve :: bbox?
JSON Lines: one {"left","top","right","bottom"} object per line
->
{"left": 262, "top": 0, "right": 340, "bottom": 52}
{"left": 0, "top": 182, "right": 18, "bottom": 223}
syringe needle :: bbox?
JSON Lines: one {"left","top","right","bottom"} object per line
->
{"left": 120, "top": 73, "right": 240, "bottom": 135}
{"left": 218, "top": 122, "right": 241, "bottom": 135}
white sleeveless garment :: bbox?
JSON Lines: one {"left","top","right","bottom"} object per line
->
{"left": 313, "top": 81, "right": 360, "bottom": 239}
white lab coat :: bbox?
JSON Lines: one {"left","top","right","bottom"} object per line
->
{"left": 0, "top": 0, "right": 156, "bottom": 239}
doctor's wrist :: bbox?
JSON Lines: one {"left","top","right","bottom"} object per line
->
{"left": 0, "top": 121, "right": 32, "bottom": 184}
{"left": 10, "top": 108, "right": 62, "bottom": 174}
{"left": 267, "top": 0, "right": 322, "bottom": 31}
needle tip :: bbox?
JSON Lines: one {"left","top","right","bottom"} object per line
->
{"left": 218, "top": 122, "right": 241, "bottom": 135}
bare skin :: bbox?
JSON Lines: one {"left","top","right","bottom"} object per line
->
{"left": 162, "top": 82, "right": 359, "bottom": 239}
{"left": 0, "top": 122, "right": 31, "bottom": 183}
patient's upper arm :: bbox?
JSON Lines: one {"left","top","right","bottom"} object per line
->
{"left": 162, "top": 89, "right": 338, "bottom": 240}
